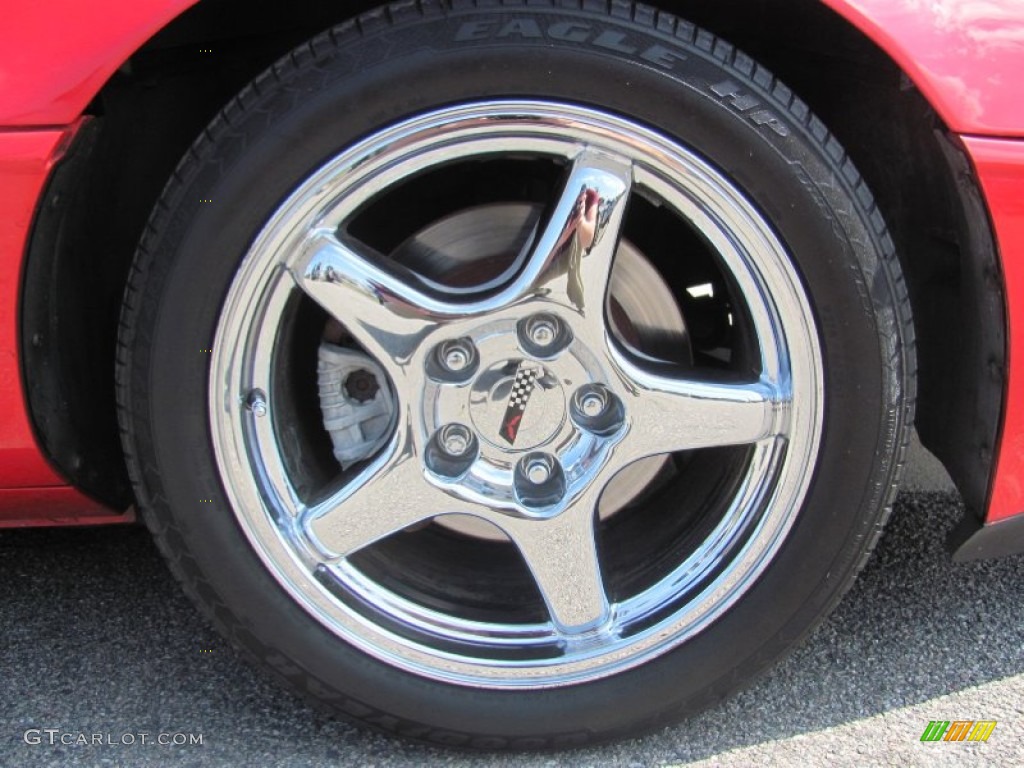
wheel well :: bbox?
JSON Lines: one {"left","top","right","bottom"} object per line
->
{"left": 21, "top": 0, "right": 1003, "bottom": 515}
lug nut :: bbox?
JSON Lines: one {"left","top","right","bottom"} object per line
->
{"left": 440, "top": 424, "right": 473, "bottom": 457}
{"left": 570, "top": 384, "right": 624, "bottom": 436}
{"left": 245, "top": 389, "right": 268, "bottom": 417}
{"left": 444, "top": 347, "right": 470, "bottom": 372}
{"left": 529, "top": 319, "right": 557, "bottom": 347}
{"left": 428, "top": 338, "right": 479, "bottom": 383}
{"left": 426, "top": 423, "right": 478, "bottom": 478}
{"left": 344, "top": 369, "right": 380, "bottom": 403}
{"left": 526, "top": 458, "right": 551, "bottom": 484}
{"left": 579, "top": 392, "right": 606, "bottom": 418}
{"left": 514, "top": 452, "right": 566, "bottom": 509}
{"left": 518, "top": 313, "right": 571, "bottom": 358}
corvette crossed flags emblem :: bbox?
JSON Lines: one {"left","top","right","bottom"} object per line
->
{"left": 499, "top": 362, "right": 541, "bottom": 445}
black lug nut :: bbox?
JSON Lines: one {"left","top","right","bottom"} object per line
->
{"left": 344, "top": 369, "right": 380, "bottom": 403}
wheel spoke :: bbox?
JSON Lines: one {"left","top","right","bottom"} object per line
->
{"left": 526, "top": 151, "right": 633, "bottom": 330}
{"left": 289, "top": 150, "right": 633, "bottom": 357}
{"left": 305, "top": 425, "right": 470, "bottom": 557}
{"left": 503, "top": 502, "right": 610, "bottom": 633}
{"left": 288, "top": 232, "right": 454, "bottom": 370}
{"left": 615, "top": 357, "right": 787, "bottom": 461}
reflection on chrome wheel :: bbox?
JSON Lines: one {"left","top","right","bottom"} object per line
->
{"left": 211, "top": 102, "right": 822, "bottom": 685}
{"left": 119, "top": 2, "right": 913, "bottom": 748}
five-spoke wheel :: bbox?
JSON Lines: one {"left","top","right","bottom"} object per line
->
{"left": 209, "top": 103, "right": 821, "bottom": 683}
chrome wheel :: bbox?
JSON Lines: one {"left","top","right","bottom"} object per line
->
{"left": 209, "top": 102, "right": 823, "bottom": 687}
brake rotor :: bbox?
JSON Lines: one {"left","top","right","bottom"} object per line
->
{"left": 389, "top": 203, "right": 691, "bottom": 541}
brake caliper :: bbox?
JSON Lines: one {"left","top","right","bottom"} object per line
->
{"left": 317, "top": 343, "right": 395, "bottom": 469}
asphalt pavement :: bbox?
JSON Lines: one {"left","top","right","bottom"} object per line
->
{"left": 2, "top": 480, "right": 1023, "bottom": 766}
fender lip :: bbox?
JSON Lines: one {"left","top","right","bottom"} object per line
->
{"left": 949, "top": 512, "right": 1024, "bottom": 562}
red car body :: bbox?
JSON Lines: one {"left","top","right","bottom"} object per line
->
{"left": 2, "top": 0, "right": 1023, "bottom": 557}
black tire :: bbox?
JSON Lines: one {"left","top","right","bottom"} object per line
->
{"left": 117, "top": 1, "right": 915, "bottom": 749}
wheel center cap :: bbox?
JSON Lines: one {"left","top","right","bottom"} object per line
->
{"left": 470, "top": 360, "right": 565, "bottom": 451}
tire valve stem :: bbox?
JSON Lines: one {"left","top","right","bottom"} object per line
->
{"left": 245, "top": 389, "right": 268, "bottom": 417}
